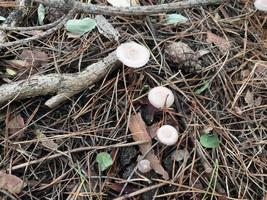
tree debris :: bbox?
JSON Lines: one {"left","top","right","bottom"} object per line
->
{"left": 128, "top": 113, "right": 169, "bottom": 180}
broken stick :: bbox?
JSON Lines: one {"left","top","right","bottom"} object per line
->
{"left": 0, "top": 51, "right": 118, "bottom": 108}
{"left": 34, "top": 0, "right": 223, "bottom": 16}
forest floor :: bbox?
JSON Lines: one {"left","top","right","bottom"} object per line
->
{"left": 0, "top": 0, "right": 266, "bottom": 199}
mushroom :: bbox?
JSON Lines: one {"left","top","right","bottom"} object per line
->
{"left": 137, "top": 159, "right": 151, "bottom": 173}
{"left": 156, "top": 125, "right": 178, "bottom": 146}
{"left": 254, "top": 0, "right": 267, "bottom": 11}
{"left": 116, "top": 41, "right": 150, "bottom": 68}
{"left": 148, "top": 86, "right": 174, "bottom": 109}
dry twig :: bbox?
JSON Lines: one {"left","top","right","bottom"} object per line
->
{"left": 34, "top": 0, "right": 223, "bottom": 16}
{"left": 0, "top": 51, "right": 118, "bottom": 108}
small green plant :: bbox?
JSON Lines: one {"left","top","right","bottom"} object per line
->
{"left": 65, "top": 18, "right": 96, "bottom": 35}
{"left": 200, "top": 133, "right": 220, "bottom": 148}
{"left": 96, "top": 152, "right": 113, "bottom": 171}
{"left": 164, "top": 14, "right": 188, "bottom": 25}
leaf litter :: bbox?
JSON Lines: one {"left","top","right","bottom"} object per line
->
{"left": 0, "top": 1, "right": 266, "bottom": 199}
{"left": 128, "top": 113, "right": 169, "bottom": 180}
{"left": 6, "top": 113, "right": 25, "bottom": 138}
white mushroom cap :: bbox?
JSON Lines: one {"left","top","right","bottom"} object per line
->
{"left": 157, "top": 125, "right": 178, "bottom": 146}
{"left": 137, "top": 159, "right": 151, "bottom": 173}
{"left": 148, "top": 86, "right": 174, "bottom": 109}
{"left": 254, "top": 0, "right": 267, "bottom": 11}
{"left": 116, "top": 41, "right": 150, "bottom": 68}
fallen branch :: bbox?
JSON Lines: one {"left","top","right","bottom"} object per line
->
{"left": 0, "top": 10, "right": 75, "bottom": 49}
{"left": 34, "top": 0, "right": 223, "bottom": 16}
{"left": 0, "top": 51, "right": 118, "bottom": 108}
{"left": 0, "top": 16, "right": 63, "bottom": 31}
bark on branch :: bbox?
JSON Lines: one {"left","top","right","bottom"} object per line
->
{"left": 34, "top": 0, "right": 223, "bottom": 16}
{"left": 0, "top": 51, "right": 118, "bottom": 108}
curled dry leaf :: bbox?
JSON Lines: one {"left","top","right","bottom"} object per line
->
{"left": 6, "top": 113, "right": 25, "bottom": 138}
{"left": 206, "top": 31, "right": 231, "bottom": 52}
{"left": 0, "top": 172, "right": 23, "bottom": 194}
{"left": 128, "top": 113, "right": 169, "bottom": 180}
{"left": 95, "top": 15, "right": 120, "bottom": 41}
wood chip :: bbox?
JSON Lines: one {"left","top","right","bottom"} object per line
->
{"left": 128, "top": 113, "right": 169, "bottom": 180}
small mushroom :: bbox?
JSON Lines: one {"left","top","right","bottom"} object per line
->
{"left": 116, "top": 41, "right": 150, "bottom": 68}
{"left": 137, "top": 159, "right": 151, "bottom": 173}
{"left": 254, "top": 0, "right": 267, "bottom": 12}
{"left": 157, "top": 125, "right": 178, "bottom": 146}
{"left": 148, "top": 86, "right": 174, "bottom": 109}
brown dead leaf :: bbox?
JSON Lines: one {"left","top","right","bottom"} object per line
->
{"left": 20, "top": 50, "right": 49, "bottom": 66}
{"left": 244, "top": 90, "right": 253, "bottom": 105}
{"left": 0, "top": 172, "right": 23, "bottom": 194}
{"left": 36, "top": 129, "right": 58, "bottom": 150}
{"left": 207, "top": 31, "right": 231, "bottom": 52}
{"left": 128, "top": 113, "right": 169, "bottom": 180}
{"left": 6, "top": 113, "right": 25, "bottom": 137}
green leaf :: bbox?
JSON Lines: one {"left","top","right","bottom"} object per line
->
{"left": 38, "top": 4, "right": 45, "bottom": 25}
{"left": 0, "top": 16, "right": 6, "bottom": 21}
{"left": 195, "top": 81, "right": 209, "bottom": 94}
{"left": 96, "top": 152, "right": 113, "bottom": 171}
{"left": 65, "top": 18, "right": 96, "bottom": 35}
{"left": 6, "top": 68, "right": 17, "bottom": 76}
{"left": 164, "top": 14, "right": 188, "bottom": 25}
{"left": 200, "top": 133, "right": 220, "bottom": 148}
